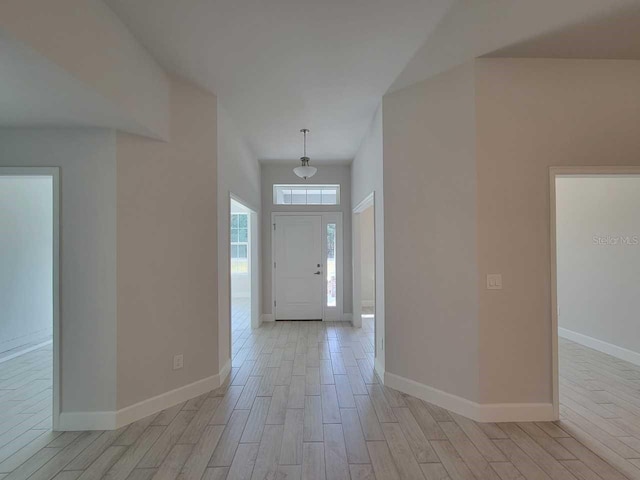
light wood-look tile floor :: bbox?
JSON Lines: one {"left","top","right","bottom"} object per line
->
{"left": 4, "top": 324, "right": 640, "bottom": 480}
{"left": 232, "top": 299, "right": 251, "bottom": 357}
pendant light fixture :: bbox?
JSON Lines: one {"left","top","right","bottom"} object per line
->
{"left": 293, "top": 128, "right": 317, "bottom": 179}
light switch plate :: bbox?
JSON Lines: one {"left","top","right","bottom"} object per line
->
{"left": 487, "top": 274, "right": 502, "bottom": 290}
{"left": 173, "top": 354, "right": 184, "bottom": 370}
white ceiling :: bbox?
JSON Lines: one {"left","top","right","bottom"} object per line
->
{"left": 104, "top": 0, "right": 453, "bottom": 162}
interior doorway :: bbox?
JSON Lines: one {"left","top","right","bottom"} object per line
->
{"left": 352, "top": 193, "right": 376, "bottom": 353}
{"left": 0, "top": 167, "right": 59, "bottom": 430}
{"left": 230, "top": 196, "right": 258, "bottom": 357}
{"left": 551, "top": 167, "right": 640, "bottom": 421}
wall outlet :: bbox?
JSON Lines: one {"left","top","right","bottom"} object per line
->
{"left": 486, "top": 274, "right": 502, "bottom": 290}
{"left": 173, "top": 354, "right": 184, "bottom": 370}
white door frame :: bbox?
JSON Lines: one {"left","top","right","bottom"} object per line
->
{"left": 0, "top": 167, "right": 60, "bottom": 430}
{"left": 271, "top": 211, "right": 344, "bottom": 321}
{"left": 549, "top": 166, "right": 640, "bottom": 421}
{"left": 229, "top": 192, "right": 260, "bottom": 349}
{"left": 352, "top": 192, "right": 375, "bottom": 334}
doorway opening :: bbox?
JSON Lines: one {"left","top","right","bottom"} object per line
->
{"left": 352, "top": 193, "right": 376, "bottom": 355}
{"left": 0, "top": 168, "right": 59, "bottom": 431}
{"left": 230, "top": 196, "right": 258, "bottom": 357}
{"left": 271, "top": 212, "right": 343, "bottom": 321}
{"left": 551, "top": 167, "right": 640, "bottom": 422}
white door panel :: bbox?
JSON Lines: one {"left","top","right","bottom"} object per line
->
{"left": 275, "top": 215, "right": 322, "bottom": 320}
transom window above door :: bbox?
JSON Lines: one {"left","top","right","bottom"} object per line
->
{"left": 273, "top": 184, "right": 340, "bottom": 206}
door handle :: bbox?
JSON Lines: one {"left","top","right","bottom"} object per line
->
{"left": 314, "top": 271, "right": 322, "bottom": 275}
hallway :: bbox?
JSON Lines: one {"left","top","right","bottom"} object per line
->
{"left": 2, "top": 325, "right": 640, "bottom": 479}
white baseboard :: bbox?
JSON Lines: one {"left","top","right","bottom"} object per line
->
{"left": 374, "top": 358, "right": 385, "bottom": 384}
{"left": 559, "top": 327, "right": 640, "bottom": 367}
{"left": 384, "top": 371, "right": 554, "bottom": 423}
{"left": 261, "top": 314, "right": 274, "bottom": 322}
{"left": 0, "top": 340, "right": 52, "bottom": 364}
{"left": 0, "top": 329, "right": 52, "bottom": 354}
{"left": 57, "top": 361, "right": 232, "bottom": 431}
{"left": 58, "top": 411, "right": 117, "bottom": 431}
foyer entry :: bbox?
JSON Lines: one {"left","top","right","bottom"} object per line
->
{"left": 272, "top": 212, "right": 343, "bottom": 321}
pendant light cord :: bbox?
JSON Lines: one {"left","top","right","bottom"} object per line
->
{"left": 301, "top": 128, "right": 309, "bottom": 159}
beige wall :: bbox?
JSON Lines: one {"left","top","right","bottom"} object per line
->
{"left": 475, "top": 58, "right": 640, "bottom": 404}
{"left": 381, "top": 57, "right": 640, "bottom": 411}
{"left": 383, "top": 62, "right": 480, "bottom": 401}
{"left": 116, "top": 76, "right": 218, "bottom": 409}
{"left": 0, "top": 0, "right": 170, "bottom": 139}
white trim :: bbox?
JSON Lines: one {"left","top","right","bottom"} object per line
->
{"left": 559, "top": 328, "right": 640, "bottom": 367}
{"left": 58, "top": 362, "right": 232, "bottom": 431}
{"left": 261, "top": 314, "right": 274, "bottom": 322}
{"left": 218, "top": 359, "right": 232, "bottom": 384}
{"left": 0, "top": 167, "right": 60, "bottom": 430}
{"left": 384, "top": 371, "right": 554, "bottom": 423}
{"left": 58, "top": 411, "right": 117, "bottom": 431}
{"left": 549, "top": 166, "right": 640, "bottom": 422}
{"left": 116, "top": 361, "right": 231, "bottom": 428}
{"left": 374, "top": 358, "right": 385, "bottom": 384}
{"left": 0, "top": 340, "right": 52, "bottom": 364}
{"left": 353, "top": 192, "right": 375, "bottom": 213}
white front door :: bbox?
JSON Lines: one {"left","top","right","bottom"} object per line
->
{"left": 274, "top": 215, "right": 323, "bottom": 320}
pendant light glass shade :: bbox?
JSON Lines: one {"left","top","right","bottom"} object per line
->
{"left": 293, "top": 156, "right": 317, "bottom": 179}
{"left": 293, "top": 166, "right": 317, "bottom": 179}
{"left": 294, "top": 129, "right": 317, "bottom": 179}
